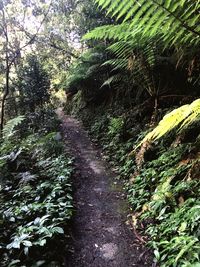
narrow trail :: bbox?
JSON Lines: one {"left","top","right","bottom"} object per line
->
{"left": 61, "top": 113, "right": 152, "bottom": 267}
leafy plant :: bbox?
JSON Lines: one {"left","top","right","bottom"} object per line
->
{"left": 2, "top": 115, "right": 25, "bottom": 141}
{"left": 0, "top": 112, "right": 74, "bottom": 266}
{"left": 92, "top": 0, "right": 200, "bottom": 49}
{"left": 108, "top": 117, "right": 124, "bottom": 137}
{"left": 17, "top": 55, "right": 50, "bottom": 113}
{"left": 127, "top": 140, "right": 200, "bottom": 266}
{"left": 81, "top": 0, "right": 200, "bottom": 127}
{"left": 136, "top": 99, "right": 200, "bottom": 148}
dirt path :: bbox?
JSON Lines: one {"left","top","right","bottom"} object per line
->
{"left": 61, "top": 114, "right": 153, "bottom": 267}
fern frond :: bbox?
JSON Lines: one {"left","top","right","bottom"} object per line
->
{"left": 3, "top": 115, "right": 25, "bottom": 140}
{"left": 94, "top": 0, "right": 200, "bottom": 47}
{"left": 136, "top": 99, "right": 200, "bottom": 148}
{"left": 83, "top": 19, "right": 160, "bottom": 71}
{"left": 83, "top": 23, "right": 131, "bottom": 41}
{"left": 101, "top": 74, "right": 123, "bottom": 87}
{"left": 102, "top": 58, "right": 128, "bottom": 70}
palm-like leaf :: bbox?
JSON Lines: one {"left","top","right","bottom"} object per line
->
{"left": 83, "top": 23, "right": 131, "bottom": 41}
{"left": 136, "top": 99, "right": 200, "bottom": 148}
{"left": 3, "top": 115, "right": 25, "bottom": 140}
{"left": 83, "top": 0, "right": 200, "bottom": 87}
{"left": 84, "top": 25, "right": 159, "bottom": 96}
{"left": 83, "top": 0, "right": 200, "bottom": 141}
{"left": 94, "top": 0, "right": 200, "bottom": 48}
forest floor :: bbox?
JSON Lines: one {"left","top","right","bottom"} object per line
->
{"left": 59, "top": 110, "right": 153, "bottom": 267}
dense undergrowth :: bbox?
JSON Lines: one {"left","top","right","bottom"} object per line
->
{"left": 66, "top": 93, "right": 200, "bottom": 266}
{"left": 0, "top": 108, "right": 73, "bottom": 267}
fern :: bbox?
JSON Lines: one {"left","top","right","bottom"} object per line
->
{"left": 94, "top": 0, "right": 200, "bottom": 48}
{"left": 136, "top": 99, "right": 200, "bottom": 148}
{"left": 84, "top": 0, "right": 200, "bottom": 84}
{"left": 83, "top": 23, "right": 159, "bottom": 66}
{"left": 83, "top": 23, "right": 131, "bottom": 41}
{"left": 84, "top": 24, "right": 159, "bottom": 96}
{"left": 81, "top": 1, "right": 200, "bottom": 124}
{"left": 83, "top": 7, "right": 164, "bottom": 96}
{"left": 3, "top": 115, "right": 25, "bottom": 140}
{"left": 83, "top": 0, "right": 200, "bottom": 123}
{"left": 101, "top": 74, "right": 123, "bottom": 88}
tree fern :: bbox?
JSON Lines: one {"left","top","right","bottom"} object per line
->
{"left": 3, "top": 115, "right": 25, "bottom": 140}
{"left": 84, "top": 24, "right": 159, "bottom": 96}
{"left": 82, "top": 0, "right": 200, "bottom": 122}
{"left": 84, "top": 0, "right": 200, "bottom": 87}
{"left": 94, "top": 0, "right": 200, "bottom": 48}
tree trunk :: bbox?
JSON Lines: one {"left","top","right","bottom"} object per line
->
{"left": 150, "top": 96, "right": 158, "bottom": 127}
{"left": 0, "top": 67, "right": 10, "bottom": 132}
{"left": 0, "top": 7, "right": 10, "bottom": 134}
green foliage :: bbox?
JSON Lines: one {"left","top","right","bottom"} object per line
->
{"left": 66, "top": 46, "right": 108, "bottom": 97}
{"left": 82, "top": 0, "right": 200, "bottom": 102}
{"left": 83, "top": 22, "right": 157, "bottom": 69}
{"left": 108, "top": 117, "right": 124, "bottom": 137}
{"left": 83, "top": 23, "right": 131, "bottom": 41}
{"left": 93, "top": 0, "right": 200, "bottom": 48}
{"left": 17, "top": 107, "right": 61, "bottom": 138}
{"left": 127, "top": 141, "right": 200, "bottom": 266}
{"left": 148, "top": 199, "right": 200, "bottom": 266}
{"left": 3, "top": 116, "right": 25, "bottom": 141}
{"left": 137, "top": 99, "right": 200, "bottom": 148}
{"left": 90, "top": 114, "right": 109, "bottom": 140}
{"left": 84, "top": 23, "right": 158, "bottom": 97}
{"left": 1, "top": 161, "right": 73, "bottom": 265}
{"left": 0, "top": 113, "right": 74, "bottom": 266}
{"left": 36, "top": 132, "right": 64, "bottom": 158}
{"left": 17, "top": 55, "right": 50, "bottom": 113}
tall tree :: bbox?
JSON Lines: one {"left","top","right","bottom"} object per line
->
{"left": 17, "top": 55, "right": 50, "bottom": 112}
{"left": 0, "top": 0, "right": 51, "bottom": 131}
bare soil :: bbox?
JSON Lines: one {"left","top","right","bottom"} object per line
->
{"left": 61, "top": 114, "right": 153, "bottom": 267}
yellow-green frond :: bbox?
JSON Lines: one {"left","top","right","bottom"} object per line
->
{"left": 136, "top": 99, "right": 200, "bottom": 149}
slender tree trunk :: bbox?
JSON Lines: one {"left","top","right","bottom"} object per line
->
{"left": 150, "top": 96, "right": 158, "bottom": 127}
{"left": 0, "top": 7, "right": 10, "bottom": 134}
{"left": 0, "top": 66, "right": 10, "bottom": 132}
